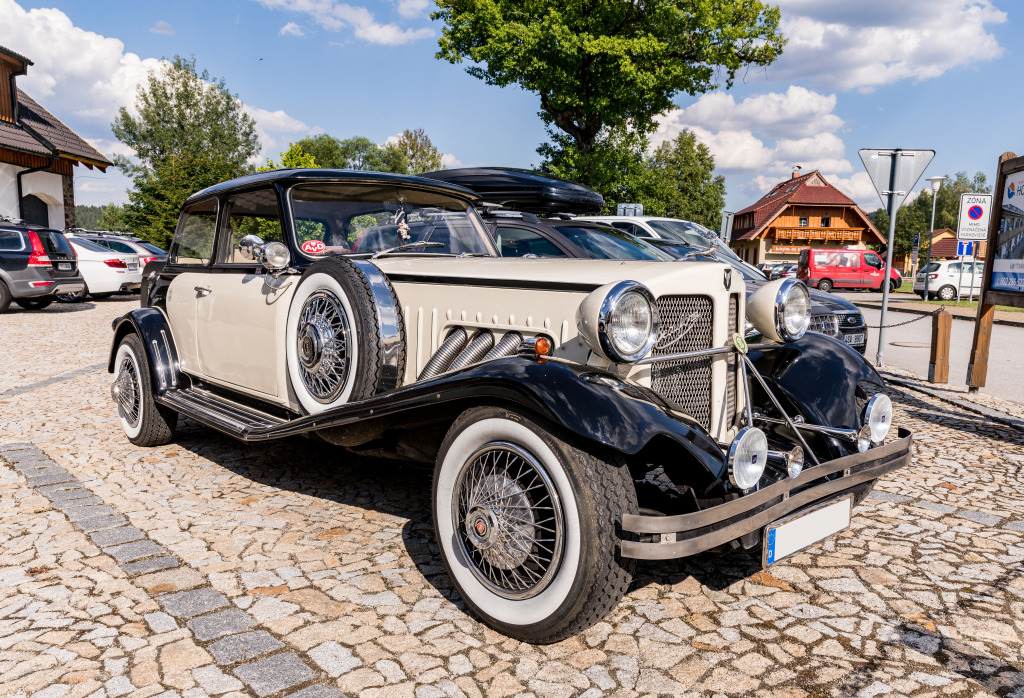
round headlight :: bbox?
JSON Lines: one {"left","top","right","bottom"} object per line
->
{"left": 263, "top": 242, "right": 291, "bottom": 270}
{"left": 864, "top": 393, "right": 892, "bottom": 444}
{"left": 857, "top": 425, "right": 872, "bottom": 453}
{"left": 776, "top": 279, "right": 811, "bottom": 342}
{"left": 786, "top": 446, "right": 804, "bottom": 479}
{"left": 598, "top": 282, "right": 659, "bottom": 362}
{"left": 728, "top": 426, "right": 768, "bottom": 490}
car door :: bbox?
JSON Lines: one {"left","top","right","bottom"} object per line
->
{"left": 860, "top": 252, "right": 884, "bottom": 289}
{"left": 193, "top": 187, "right": 295, "bottom": 403}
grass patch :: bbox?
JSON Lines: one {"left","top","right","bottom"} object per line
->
{"left": 897, "top": 281, "right": 914, "bottom": 294}
{"left": 916, "top": 298, "right": 1024, "bottom": 313}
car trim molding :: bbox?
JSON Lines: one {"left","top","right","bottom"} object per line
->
{"left": 383, "top": 273, "right": 602, "bottom": 293}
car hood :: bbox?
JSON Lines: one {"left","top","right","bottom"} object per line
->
{"left": 805, "top": 288, "right": 859, "bottom": 314}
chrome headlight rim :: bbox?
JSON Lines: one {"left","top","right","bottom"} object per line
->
{"left": 727, "top": 426, "right": 769, "bottom": 490}
{"left": 263, "top": 241, "right": 292, "bottom": 270}
{"left": 597, "top": 280, "right": 660, "bottom": 363}
{"left": 864, "top": 393, "right": 892, "bottom": 445}
{"left": 773, "top": 278, "right": 811, "bottom": 342}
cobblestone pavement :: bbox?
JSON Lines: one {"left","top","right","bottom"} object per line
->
{"left": 2, "top": 299, "right": 1024, "bottom": 698}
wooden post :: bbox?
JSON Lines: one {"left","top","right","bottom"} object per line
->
{"left": 928, "top": 308, "right": 951, "bottom": 384}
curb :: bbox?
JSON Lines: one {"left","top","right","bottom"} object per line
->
{"left": 881, "top": 372, "right": 1024, "bottom": 433}
{"left": 854, "top": 301, "right": 1024, "bottom": 328}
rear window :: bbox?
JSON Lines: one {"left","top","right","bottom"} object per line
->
{"left": 0, "top": 230, "right": 24, "bottom": 251}
{"left": 35, "top": 230, "right": 73, "bottom": 257}
{"left": 103, "top": 240, "right": 139, "bottom": 254}
{"left": 139, "top": 242, "right": 165, "bottom": 255}
{"left": 70, "top": 238, "right": 113, "bottom": 253}
{"left": 921, "top": 263, "right": 940, "bottom": 273}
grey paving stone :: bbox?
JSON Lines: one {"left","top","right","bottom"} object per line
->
{"left": 912, "top": 500, "right": 958, "bottom": 515}
{"left": 209, "top": 630, "right": 283, "bottom": 663}
{"left": 233, "top": 654, "right": 315, "bottom": 697}
{"left": 26, "top": 470, "right": 75, "bottom": 486}
{"left": 50, "top": 495, "right": 104, "bottom": 510}
{"left": 122, "top": 556, "right": 181, "bottom": 575}
{"left": 16, "top": 463, "right": 60, "bottom": 475}
{"left": 104, "top": 539, "right": 167, "bottom": 563}
{"left": 37, "top": 483, "right": 93, "bottom": 501}
{"left": 866, "top": 491, "right": 912, "bottom": 503}
{"left": 286, "top": 685, "right": 346, "bottom": 698}
{"left": 64, "top": 504, "right": 118, "bottom": 522}
{"left": 78, "top": 514, "right": 129, "bottom": 533}
{"left": 1003, "top": 520, "right": 1024, "bottom": 532}
{"left": 90, "top": 526, "right": 146, "bottom": 548}
{"left": 160, "top": 588, "right": 229, "bottom": 618}
{"left": 187, "top": 608, "right": 258, "bottom": 641}
{"left": 0, "top": 441, "right": 34, "bottom": 453}
{"left": 956, "top": 510, "right": 1003, "bottom": 526}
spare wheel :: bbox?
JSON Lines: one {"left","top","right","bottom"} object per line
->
{"left": 286, "top": 257, "right": 405, "bottom": 414}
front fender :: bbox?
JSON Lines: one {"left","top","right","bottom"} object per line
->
{"left": 109, "top": 308, "right": 183, "bottom": 395}
{"left": 751, "top": 332, "right": 884, "bottom": 430}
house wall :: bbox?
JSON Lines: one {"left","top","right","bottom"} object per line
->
{"left": 0, "top": 162, "right": 66, "bottom": 227}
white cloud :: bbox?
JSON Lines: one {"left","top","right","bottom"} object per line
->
{"left": 821, "top": 172, "right": 886, "bottom": 210}
{"left": 255, "top": 0, "right": 434, "bottom": 45}
{"left": 279, "top": 21, "right": 305, "bottom": 36}
{"left": 149, "top": 20, "right": 174, "bottom": 35}
{"left": 770, "top": 0, "right": 1007, "bottom": 91}
{"left": 440, "top": 153, "right": 462, "bottom": 169}
{"left": 396, "top": 0, "right": 429, "bottom": 19}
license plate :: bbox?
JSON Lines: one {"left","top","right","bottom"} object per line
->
{"left": 57, "top": 262, "right": 71, "bottom": 271}
{"left": 843, "top": 333, "right": 865, "bottom": 345}
{"left": 763, "top": 495, "right": 852, "bottom": 566}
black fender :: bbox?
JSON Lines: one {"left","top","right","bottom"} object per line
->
{"left": 751, "top": 332, "right": 884, "bottom": 431}
{"left": 108, "top": 309, "right": 183, "bottom": 395}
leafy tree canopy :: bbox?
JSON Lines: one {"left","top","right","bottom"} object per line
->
{"left": 294, "top": 134, "right": 409, "bottom": 173}
{"left": 111, "top": 55, "right": 259, "bottom": 247}
{"left": 392, "top": 128, "right": 444, "bottom": 174}
{"left": 259, "top": 142, "right": 318, "bottom": 172}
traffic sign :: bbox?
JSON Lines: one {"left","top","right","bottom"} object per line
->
{"left": 956, "top": 192, "right": 992, "bottom": 240}
{"left": 957, "top": 240, "right": 975, "bottom": 257}
{"left": 859, "top": 149, "right": 935, "bottom": 210}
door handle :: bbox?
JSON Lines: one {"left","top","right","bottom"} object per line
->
{"left": 194, "top": 286, "right": 212, "bottom": 296}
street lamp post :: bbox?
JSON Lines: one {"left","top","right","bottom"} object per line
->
{"left": 923, "top": 175, "right": 946, "bottom": 299}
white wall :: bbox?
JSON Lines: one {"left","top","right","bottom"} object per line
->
{"left": 0, "top": 163, "right": 65, "bottom": 227}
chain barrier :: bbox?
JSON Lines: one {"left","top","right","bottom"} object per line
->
{"left": 862, "top": 306, "right": 943, "bottom": 329}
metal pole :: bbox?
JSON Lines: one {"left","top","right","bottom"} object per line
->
{"left": 876, "top": 152, "right": 903, "bottom": 368}
{"left": 969, "top": 244, "right": 978, "bottom": 303}
{"left": 924, "top": 188, "right": 939, "bottom": 299}
{"left": 957, "top": 254, "right": 965, "bottom": 302}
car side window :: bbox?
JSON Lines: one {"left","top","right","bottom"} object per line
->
{"left": 218, "top": 189, "right": 283, "bottom": 264}
{"left": 494, "top": 226, "right": 567, "bottom": 258}
{"left": 0, "top": 230, "right": 24, "bottom": 251}
{"left": 609, "top": 221, "right": 638, "bottom": 236}
{"left": 864, "top": 253, "right": 882, "bottom": 268}
{"left": 170, "top": 199, "right": 218, "bottom": 265}
{"left": 106, "top": 240, "right": 137, "bottom": 254}
{"left": 948, "top": 262, "right": 961, "bottom": 273}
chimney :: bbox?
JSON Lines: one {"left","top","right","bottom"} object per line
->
{"left": 791, "top": 165, "right": 802, "bottom": 180}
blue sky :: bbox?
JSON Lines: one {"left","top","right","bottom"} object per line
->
{"left": 1, "top": 0, "right": 1014, "bottom": 213}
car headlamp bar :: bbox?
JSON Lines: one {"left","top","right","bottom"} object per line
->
{"left": 754, "top": 415, "right": 860, "bottom": 443}
{"left": 740, "top": 353, "right": 821, "bottom": 466}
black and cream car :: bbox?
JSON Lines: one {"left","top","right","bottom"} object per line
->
{"left": 109, "top": 169, "right": 911, "bottom": 643}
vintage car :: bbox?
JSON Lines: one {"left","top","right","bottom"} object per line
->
{"left": 108, "top": 169, "right": 911, "bottom": 643}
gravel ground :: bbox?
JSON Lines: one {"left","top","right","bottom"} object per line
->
{"left": 1, "top": 299, "right": 1023, "bottom": 698}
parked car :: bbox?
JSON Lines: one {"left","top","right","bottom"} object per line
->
{"left": 109, "top": 169, "right": 911, "bottom": 643}
{"left": 59, "top": 234, "right": 142, "bottom": 302}
{"left": 71, "top": 230, "right": 166, "bottom": 270}
{"left": 797, "top": 248, "right": 902, "bottom": 293}
{"left": 0, "top": 219, "right": 85, "bottom": 312}
{"left": 771, "top": 263, "right": 797, "bottom": 280}
{"left": 913, "top": 260, "right": 984, "bottom": 300}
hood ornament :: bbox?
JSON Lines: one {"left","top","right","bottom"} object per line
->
{"left": 724, "top": 268, "right": 733, "bottom": 290}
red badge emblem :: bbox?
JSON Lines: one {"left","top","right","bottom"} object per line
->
{"left": 301, "top": 239, "right": 326, "bottom": 255}
{"left": 475, "top": 520, "right": 486, "bottom": 535}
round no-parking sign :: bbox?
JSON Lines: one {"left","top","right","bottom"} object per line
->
{"left": 958, "top": 193, "right": 992, "bottom": 241}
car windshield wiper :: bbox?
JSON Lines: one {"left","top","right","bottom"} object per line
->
{"left": 371, "top": 241, "right": 445, "bottom": 259}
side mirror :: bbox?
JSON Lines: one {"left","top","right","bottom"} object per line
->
{"left": 239, "top": 234, "right": 264, "bottom": 261}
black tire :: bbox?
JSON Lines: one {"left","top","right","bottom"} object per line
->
{"left": 889, "top": 280, "right": 899, "bottom": 294}
{"left": 286, "top": 256, "right": 406, "bottom": 414}
{"left": 91, "top": 292, "right": 115, "bottom": 300}
{"left": 433, "top": 406, "right": 638, "bottom": 643}
{"left": 57, "top": 285, "right": 88, "bottom": 303}
{"left": 0, "top": 280, "right": 10, "bottom": 313}
{"left": 112, "top": 333, "right": 177, "bottom": 446}
{"left": 937, "top": 285, "right": 957, "bottom": 301}
{"left": 817, "top": 279, "right": 833, "bottom": 293}
{"left": 15, "top": 296, "right": 53, "bottom": 310}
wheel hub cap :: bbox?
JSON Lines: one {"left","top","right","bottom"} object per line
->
{"left": 112, "top": 358, "right": 140, "bottom": 427}
{"left": 297, "top": 290, "right": 350, "bottom": 403}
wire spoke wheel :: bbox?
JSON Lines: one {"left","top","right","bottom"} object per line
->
{"left": 452, "top": 442, "right": 565, "bottom": 600}
{"left": 297, "top": 290, "right": 351, "bottom": 403}
{"left": 112, "top": 355, "right": 141, "bottom": 428}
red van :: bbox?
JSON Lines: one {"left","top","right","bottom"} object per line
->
{"left": 798, "top": 248, "right": 902, "bottom": 293}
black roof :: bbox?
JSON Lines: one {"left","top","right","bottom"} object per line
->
{"left": 421, "top": 168, "right": 605, "bottom": 215}
{"left": 186, "top": 168, "right": 479, "bottom": 205}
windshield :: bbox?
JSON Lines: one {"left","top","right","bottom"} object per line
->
{"left": 552, "top": 225, "right": 672, "bottom": 261}
{"left": 647, "top": 239, "right": 764, "bottom": 281}
{"left": 289, "top": 184, "right": 495, "bottom": 258}
{"left": 647, "top": 220, "right": 715, "bottom": 247}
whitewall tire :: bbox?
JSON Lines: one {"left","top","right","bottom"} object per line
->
{"left": 112, "top": 333, "right": 176, "bottom": 446}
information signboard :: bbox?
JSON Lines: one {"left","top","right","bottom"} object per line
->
{"left": 991, "top": 169, "right": 1024, "bottom": 292}
{"left": 957, "top": 193, "right": 992, "bottom": 241}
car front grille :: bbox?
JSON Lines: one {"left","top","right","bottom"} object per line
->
{"left": 839, "top": 313, "right": 864, "bottom": 327}
{"left": 651, "top": 295, "right": 714, "bottom": 429}
{"left": 809, "top": 313, "right": 839, "bottom": 337}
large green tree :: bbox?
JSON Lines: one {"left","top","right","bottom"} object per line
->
{"left": 294, "top": 134, "right": 409, "bottom": 173}
{"left": 112, "top": 55, "right": 259, "bottom": 247}
{"left": 393, "top": 128, "right": 444, "bottom": 174}
{"left": 434, "top": 0, "right": 784, "bottom": 185}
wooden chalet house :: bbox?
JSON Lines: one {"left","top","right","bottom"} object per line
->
{"left": 0, "top": 45, "right": 112, "bottom": 229}
{"left": 728, "top": 170, "right": 885, "bottom": 266}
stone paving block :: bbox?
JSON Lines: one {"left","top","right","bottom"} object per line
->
{"left": 50, "top": 495, "right": 104, "bottom": 510}
{"left": 26, "top": 470, "right": 75, "bottom": 486}
{"left": 233, "top": 654, "right": 315, "bottom": 697}
{"left": 90, "top": 526, "right": 146, "bottom": 548}
{"left": 37, "top": 483, "right": 93, "bottom": 501}
{"left": 866, "top": 491, "right": 912, "bottom": 503}
{"left": 104, "top": 539, "right": 168, "bottom": 563}
{"left": 308, "top": 642, "right": 362, "bottom": 677}
{"left": 956, "top": 510, "right": 1003, "bottom": 526}
{"left": 63, "top": 504, "right": 119, "bottom": 522}
{"left": 1003, "top": 520, "right": 1024, "bottom": 532}
{"left": 187, "top": 608, "right": 258, "bottom": 641}
{"left": 0, "top": 441, "right": 33, "bottom": 452}
{"left": 286, "top": 685, "right": 347, "bottom": 698}
{"left": 208, "top": 631, "right": 283, "bottom": 664}
{"left": 160, "top": 588, "right": 230, "bottom": 619}
{"left": 912, "top": 500, "right": 958, "bottom": 514}
{"left": 193, "top": 664, "right": 244, "bottom": 695}
{"left": 122, "top": 556, "right": 181, "bottom": 576}
{"left": 145, "top": 612, "right": 178, "bottom": 634}
{"left": 78, "top": 514, "right": 129, "bottom": 533}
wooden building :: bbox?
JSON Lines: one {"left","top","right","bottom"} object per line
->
{"left": 0, "top": 45, "right": 112, "bottom": 229}
{"left": 728, "top": 170, "right": 885, "bottom": 265}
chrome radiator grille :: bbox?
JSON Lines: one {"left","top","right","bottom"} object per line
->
{"left": 651, "top": 295, "right": 714, "bottom": 428}
{"left": 726, "top": 294, "right": 739, "bottom": 420}
{"left": 809, "top": 313, "right": 839, "bottom": 337}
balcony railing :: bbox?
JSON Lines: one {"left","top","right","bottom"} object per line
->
{"left": 773, "top": 228, "right": 862, "bottom": 242}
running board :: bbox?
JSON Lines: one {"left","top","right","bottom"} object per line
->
{"left": 157, "top": 387, "right": 288, "bottom": 438}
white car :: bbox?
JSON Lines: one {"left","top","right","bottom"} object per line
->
{"left": 59, "top": 236, "right": 142, "bottom": 301}
{"left": 913, "top": 260, "right": 984, "bottom": 300}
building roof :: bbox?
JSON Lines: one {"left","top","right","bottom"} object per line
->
{"left": 930, "top": 228, "right": 955, "bottom": 241}
{"left": 12, "top": 89, "right": 112, "bottom": 169}
{"left": 731, "top": 170, "right": 884, "bottom": 244}
{"left": 0, "top": 119, "right": 51, "bottom": 156}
